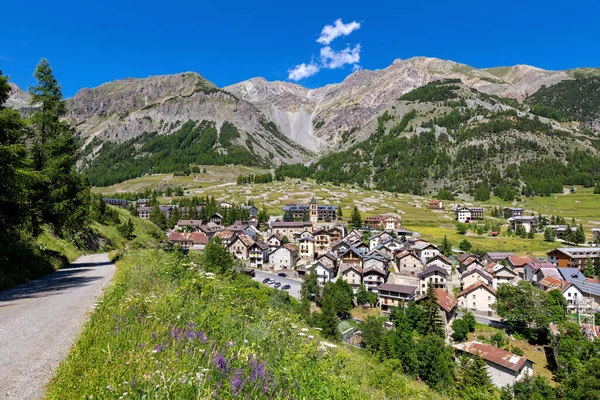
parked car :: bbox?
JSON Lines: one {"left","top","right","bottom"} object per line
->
{"left": 274, "top": 282, "right": 281, "bottom": 289}
{"left": 278, "top": 273, "right": 287, "bottom": 277}
{"left": 268, "top": 279, "right": 276, "bottom": 284}
{"left": 242, "top": 268, "right": 255, "bottom": 277}
{"left": 262, "top": 278, "right": 270, "bottom": 284}
{"left": 281, "top": 284, "right": 291, "bottom": 290}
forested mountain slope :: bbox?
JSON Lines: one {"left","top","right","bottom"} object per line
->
{"left": 276, "top": 80, "right": 600, "bottom": 197}
{"left": 526, "top": 72, "right": 600, "bottom": 132}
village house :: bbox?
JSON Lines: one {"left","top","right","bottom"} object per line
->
{"left": 282, "top": 197, "right": 338, "bottom": 222}
{"left": 362, "top": 266, "right": 388, "bottom": 292}
{"left": 137, "top": 206, "right": 152, "bottom": 220}
{"left": 452, "top": 341, "right": 533, "bottom": 388}
{"left": 103, "top": 198, "right": 131, "bottom": 208}
{"left": 378, "top": 238, "right": 403, "bottom": 253}
{"left": 248, "top": 241, "right": 269, "bottom": 268}
{"left": 219, "top": 201, "right": 233, "bottom": 209}
{"left": 339, "top": 247, "right": 365, "bottom": 270}
{"left": 313, "top": 229, "right": 333, "bottom": 254}
{"left": 268, "top": 244, "right": 298, "bottom": 270}
{"left": 416, "top": 288, "right": 458, "bottom": 339}
{"left": 507, "top": 256, "right": 537, "bottom": 278}
{"left": 328, "top": 226, "right": 345, "bottom": 241}
{"left": 522, "top": 261, "right": 555, "bottom": 283}
{"left": 209, "top": 213, "right": 223, "bottom": 225}
{"left": 395, "top": 250, "right": 423, "bottom": 276}
{"left": 558, "top": 268, "right": 600, "bottom": 308}
{"left": 266, "top": 233, "right": 283, "bottom": 252}
{"left": 159, "top": 205, "right": 174, "bottom": 221}
{"left": 213, "top": 230, "right": 236, "bottom": 246}
{"left": 167, "top": 232, "right": 209, "bottom": 251}
{"left": 369, "top": 231, "right": 394, "bottom": 251}
{"left": 407, "top": 240, "right": 441, "bottom": 264}
{"left": 313, "top": 261, "right": 336, "bottom": 285}
{"left": 508, "top": 216, "right": 538, "bottom": 233}
{"left": 317, "top": 252, "right": 338, "bottom": 271}
{"left": 243, "top": 205, "right": 258, "bottom": 217}
{"left": 426, "top": 254, "right": 453, "bottom": 274}
{"left": 482, "top": 252, "right": 515, "bottom": 265}
{"left": 378, "top": 284, "right": 417, "bottom": 312}
{"left": 270, "top": 221, "right": 314, "bottom": 237}
{"left": 484, "top": 263, "right": 518, "bottom": 288}
{"left": 429, "top": 200, "right": 444, "bottom": 210}
{"left": 176, "top": 219, "right": 204, "bottom": 232}
{"left": 503, "top": 207, "right": 524, "bottom": 219}
{"left": 343, "top": 229, "right": 363, "bottom": 245}
{"left": 418, "top": 265, "right": 449, "bottom": 295}
{"left": 340, "top": 265, "right": 363, "bottom": 292}
{"left": 455, "top": 207, "right": 472, "bottom": 223}
{"left": 228, "top": 234, "right": 254, "bottom": 260}
{"left": 547, "top": 247, "right": 600, "bottom": 269}
{"left": 545, "top": 225, "right": 578, "bottom": 240}
{"left": 365, "top": 215, "right": 385, "bottom": 230}
{"left": 298, "top": 236, "right": 316, "bottom": 262}
{"left": 460, "top": 268, "right": 493, "bottom": 290}
{"left": 197, "top": 223, "right": 223, "bottom": 238}
{"left": 538, "top": 276, "right": 568, "bottom": 293}
{"left": 458, "top": 257, "right": 487, "bottom": 275}
{"left": 457, "top": 281, "right": 497, "bottom": 317}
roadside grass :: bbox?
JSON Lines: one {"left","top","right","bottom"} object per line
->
{"left": 350, "top": 307, "right": 382, "bottom": 321}
{"left": 45, "top": 249, "right": 444, "bottom": 399}
{"left": 468, "top": 324, "right": 555, "bottom": 384}
{"left": 91, "top": 207, "right": 164, "bottom": 251}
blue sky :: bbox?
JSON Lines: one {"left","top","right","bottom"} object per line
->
{"left": 1, "top": 0, "right": 598, "bottom": 97}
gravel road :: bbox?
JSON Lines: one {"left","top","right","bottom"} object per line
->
{"left": 0, "top": 253, "right": 116, "bottom": 400}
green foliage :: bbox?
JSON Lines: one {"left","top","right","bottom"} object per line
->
{"left": 436, "top": 188, "right": 455, "bottom": 200}
{"left": 439, "top": 235, "right": 452, "bottom": 256}
{"left": 527, "top": 76, "right": 600, "bottom": 125}
{"left": 356, "top": 284, "right": 370, "bottom": 305}
{"left": 544, "top": 227, "right": 556, "bottom": 242}
{"left": 501, "top": 375, "right": 558, "bottom": 400}
{"left": 463, "top": 312, "right": 476, "bottom": 332}
{"left": 459, "top": 239, "right": 472, "bottom": 252}
{"left": 493, "top": 281, "right": 567, "bottom": 330}
{"left": 456, "top": 355, "right": 493, "bottom": 396}
{"left": 417, "top": 285, "right": 444, "bottom": 337}
{"left": 399, "top": 79, "right": 461, "bottom": 102}
{"left": 117, "top": 218, "right": 135, "bottom": 240}
{"left": 300, "top": 267, "right": 319, "bottom": 302}
{"left": 416, "top": 334, "right": 455, "bottom": 392}
{"left": 84, "top": 120, "right": 263, "bottom": 186}
{"left": 456, "top": 223, "right": 468, "bottom": 235}
{"left": 203, "top": 237, "right": 234, "bottom": 274}
{"left": 360, "top": 315, "right": 386, "bottom": 353}
{"left": 474, "top": 184, "right": 490, "bottom": 201}
{"left": 451, "top": 318, "right": 469, "bottom": 342}
{"left": 149, "top": 205, "right": 167, "bottom": 230}
{"left": 350, "top": 206, "right": 362, "bottom": 229}
{"left": 317, "top": 294, "right": 340, "bottom": 341}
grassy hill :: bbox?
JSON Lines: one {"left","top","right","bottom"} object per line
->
{"left": 45, "top": 249, "right": 444, "bottom": 399}
{"left": 0, "top": 207, "right": 163, "bottom": 291}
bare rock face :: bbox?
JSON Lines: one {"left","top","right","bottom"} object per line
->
{"left": 6, "top": 82, "right": 37, "bottom": 116}
{"left": 65, "top": 73, "right": 310, "bottom": 165}
{"left": 225, "top": 56, "right": 571, "bottom": 152}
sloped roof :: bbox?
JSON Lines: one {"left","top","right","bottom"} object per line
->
{"left": 214, "top": 230, "right": 235, "bottom": 239}
{"left": 458, "top": 281, "right": 496, "bottom": 298}
{"left": 319, "top": 251, "right": 339, "bottom": 261}
{"left": 416, "top": 288, "right": 458, "bottom": 313}
{"left": 539, "top": 276, "right": 568, "bottom": 291}
{"left": 461, "top": 268, "right": 492, "bottom": 282}
{"left": 417, "top": 264, "right": 449, "bottom": 278}
{"left": 250, "top": 241, "right": 269, "bottom": 251}
{"left": 177, "top": 219, "right": 203, "bottom": 227}
{"left": 283, "top": 243, "right": 298, "bottom": 252}
{"left": 377, "top": 283, "right": 416, "bottom": 295}
{"left": 508, "top": 256, "right": 536, "bottom": 267}
{"left": 453, "top": 341, "right": 529, "bottom": 372}
{"left": 484, "top": 252, "right": 515, "bottom": 261}
{"left": 271, "top": 221, "right": 313, "bottom": 228}
{"left": 427, "top": 254, "right": 452, "bottom": 266}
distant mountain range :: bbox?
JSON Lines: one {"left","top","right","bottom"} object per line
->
{"left": 7, "top": 56, "right": 600, "bottom": 188}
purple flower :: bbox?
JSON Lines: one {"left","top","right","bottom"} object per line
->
{"left": 213, "top": 351, "right": 229, "bottom": 373}
{"left": 231, "top": 368, "right": 245, "bottom": 395}
{"left": 151, "top": 332, "right": 156, "bottom": 340}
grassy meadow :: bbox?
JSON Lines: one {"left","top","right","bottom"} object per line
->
{"left": 94, "top": 167, "right": 600, "bottom": 257}
{"left": 45, "top": 249, "right": 443, "bottom": 399}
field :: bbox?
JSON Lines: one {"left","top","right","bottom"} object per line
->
{"left": 94, "top": 168, "right": 600, "bottom": 257}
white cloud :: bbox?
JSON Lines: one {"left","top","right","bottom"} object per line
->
{"left": 317, "top": 19, "right": 361, "bottom": 45}
{"left": 287, "top": 62, "right": 320, "bottom": 81}
{"left": 320, "top": 45, "right": 361, "bottom": 69}
{"left": 352, "top": 64, "right": 362, "bottom": 72}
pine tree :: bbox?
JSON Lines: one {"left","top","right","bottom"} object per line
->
{"left": 544, "top": 228, "right": 556, "bottom": 242}
{"left": 167, "top": 206, "right": 181, "bottom": 229}
{"left": 0, "top": 70, "right": 34, "bottom": 235}
{"left": 149, "top": 206, "right": 167, "bottom": 230}
{"left": 575, "top": 223, "right": 586, "bottom": 244}
{"left": 356, "top": 284, "right": 369, "bottom": 305}
{"left": 301, "top": 267, "right": 320, "bottom": 302}
{"left": 29, "top": 59, "right": 90, "bottom": 235}
{"left": 337, "top": 206, "right": 343, "bottom": 219}
{"left": 417, "top": 285, "right": 444, "bottom": 337}
{"left": 319, "top": 295, "right": 340, "bottom": 341}
{"left": 350, "top": 206, "right": 362, "bottom": 229}
{"left": 203, "top": 237, "right": 234, "bottom": 274}
{"left": 458, "top": 354, "right": 493, "bottom": 394}
{"left": 440, "top": 235, "right": 452, "bottom": 256}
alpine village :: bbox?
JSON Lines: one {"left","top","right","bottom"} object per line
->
{"left": 3, "top": 12, "right": 600, "bottom": 400}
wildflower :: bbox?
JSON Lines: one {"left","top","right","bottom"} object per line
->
{"left": 231, "top": 368, "right": 246, "bottom": 395}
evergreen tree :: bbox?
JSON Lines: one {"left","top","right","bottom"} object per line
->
{"left": 417, "top": 285, "right": 444, "bottom": 337}
{"left": 575, "top": 223, "right": 586, "bottom": 244}
{"left": 0, "top": 70, "right": 34, "bottom": 235}
{"left": 440, "top": 235, "right": 452, "bottom": 256}
{"left": 117, "top": 218, "right": 135, "bottom": 239}
{"left": 283, "top": 209, "right": 293, "bottom": 222}
{"left": 356, "top": 284, "right": 369, "bottom": 305}
{"left": 474, "top": 184, "right": 491, "bottom": 201}
{"left": 458, "top": 354, "right": 493, "bottom": 395}
{"left": 350, "top": 206, "right": 362, "bottom": 229}
{"left": 359, "top": 315, "right": 385, "bottom": 353}
{"left": 417, "top": 334, "right": 454, "bottom": 392}
{"left": 167, "top": 206, "right": 181, "bottom": 229}
{"left": 451, "top": 318, "right": 469, "bottom": 342}
{"left": 459, "top": 239, "right": 472, "bottom": 252}
{"left": 29, "top": 59, "right": 90, "bottom": 235}
{"left": 301, "top": 267, "right": 320, "bottom": 302}
{"left": 544, "top": 228, "right": 556, "bottom": 242}
{"left": 149, "top": 205, "right": 167, "bottom": 230}
{"left": 318, "top": 295, "right": 340, "bottom": 341}
{"left": 337, "top": 206, "right": 343, "bottom": 219}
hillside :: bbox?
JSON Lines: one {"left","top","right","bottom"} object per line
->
{"left": 276, "top": 79, "right": 600, "bottom": 196}
{"left": 225, "top": 57, "right": 573, "bottom": 151}
{"left": 526, "top": 73, "right": 600, "bottom": 131}
{"left": 45, "top": 249, "right": 444, "bottom": 399}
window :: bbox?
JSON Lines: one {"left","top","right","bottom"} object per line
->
{"left": 488, "top": 296, "right": 491, "bottom": 301}
{"left": 472, "top": 302, "right": 476, "bottom": 306}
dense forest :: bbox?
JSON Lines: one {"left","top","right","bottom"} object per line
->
{"left": 275, "top": 80, "right": 600, "bottom": 197}
{"left": 82, "top": 120, "right": 263, "bottom": 186}
{"left": 526, "top": 74, "right": 600, "bottom": 128}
